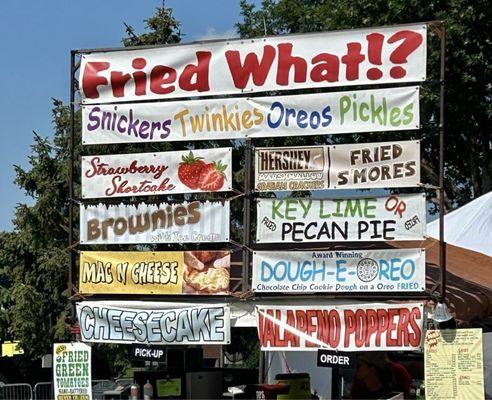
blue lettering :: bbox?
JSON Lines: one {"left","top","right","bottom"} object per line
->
{"left": 309, "top": 111, "right": 321, "bottom": 129}
{"left": 336, "top": 260, "right": 347, "bottom": 282}
{"left": 400, "top": 259, "right": 415, "bottom": 280}
{"left": 379, "top": 259, "right": 390, "bottom": 279}
{"left": 267, "top": 102, "right": 284, "bottom": 128}
{"left": 261, "top": 261, "right": 274, "bottom": 281}
{"left": 321, "top": 105, "right": 332, "bottom": 127}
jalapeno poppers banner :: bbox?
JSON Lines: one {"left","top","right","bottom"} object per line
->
{"left": 256, "top": 194, "right": 426, "bottom": 243}
{"left": 81, "top": 86, "right": 419, "bottom": 144}
{"left": 80, "top": 201, "right": 230, "bottom": 244}
{"left": 76, "top": 301, "right": 230, "bottom": 345}
{"left": 252, "top": 249, "right": 425, "bottom": 293}
{"left": 255, "top": 141, "right": 420, "bottom": 191}
{"left": 82, "top": 148, "right": 232, "bottom": 198}
{"left": 79, "top": 251, "right": 230, "bottom": 295}
{"left": 80, "top": 24, "right": 426, "bottom": 104}
{"left": 256, "top": 303, "right": 424, "bottom": 351}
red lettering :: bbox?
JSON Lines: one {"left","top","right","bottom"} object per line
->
{"left": 341, "top": 42, "right": 365, "bottom": 81}
{"left": 178, "top": 51, "right": 211, "bottom": 92}
{"left": 310, "top": 53, "right": 339, "bottom": 83}
{"left": 82, "top": 62, "right": 109, "bottom": 99}
{"left": 305, "top": 310, "right": 317, "bottom": 347}
{"left": 276, "top": 43, "right": 307, "bottom": 85}
{"left": 132, "top": 58, "right": 147, "bottom": 95}
{"left": 343, "top": 310, "right": 356, "bottom": 348}
{"left": 285, "top": 310, "right": 299, "bottom": 347}
{"left": 328, "top": 310, "right": 341, "bottom": 347}
{"left": 365, "top": 309, "right": 379, "bottom": 346}
{"left": 110, "top": 71, "right": 132, "bottom": 98}
{"left": 355, "top": 309, "right": 367, "bottom": 348}
{"left": 408, "top": 307, "right": 422, "bottom": 346}
{"left": 396, "top": 308, "right": 410, "bottom": 346}
{"left": 225, "top": 45, "right": 276, "bottom": 89}
{"left": 376, "top": 309, "right": 389, "bottom": 347}
{"left": 386, "top": 309, "right": 399, "bottom": 346}
{"left": 150, "top": 66, "right": 176, "bottom": 95}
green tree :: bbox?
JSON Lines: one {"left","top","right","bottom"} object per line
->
{"left": 236, "top": 0, "right": 492, "bottom": 208}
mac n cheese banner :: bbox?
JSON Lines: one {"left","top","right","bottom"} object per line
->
{"left": 252, "top": 249, "right": 425, "bottom": 293}
{"left": 80, "top": 201, "right": 229, "bottom": 244}
{"left": 76, "top": 301, "right": 230, "bottom": 345}
{"left": 256, "top": 303, "right": 423, "bottom": 351}
{"left": 81, "top": 86, "right": 419, "bottom": 144}
{"left": 82, "top": 148, "right": 232, "bottom": 198}
{"left": 53, "top": 342, "right": 92, "bottom": 400}
{"left": 80, "top": 24, "right": 426, "bottom": 104}
{"left": 256, "top": 193, "right": 426, "bottom": 243}
{"left": 255, "top": 140, "right": 420, "bottom": 191}
{"left": 79, "top": 251, "right": 230, "bottom": 295}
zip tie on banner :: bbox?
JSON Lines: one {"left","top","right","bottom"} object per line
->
{"left": 68, "top": 241, "right": 80, "bottom": 250}
{"left": 229, "top": 239, "right": 255, "bottom": 253}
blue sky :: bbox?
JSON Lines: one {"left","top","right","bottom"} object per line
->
{"left": 0, "top": 0, "right": 254, "bottom": 231}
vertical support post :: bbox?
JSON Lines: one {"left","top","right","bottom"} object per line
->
{"left": 437, "top": 23, "right": 446, "bottom": 301}
{"left": 242, "top": 138, "right": 252, "bottom": 293}
{"left": 68, "top": 50, "right": 76, "bottom": 326}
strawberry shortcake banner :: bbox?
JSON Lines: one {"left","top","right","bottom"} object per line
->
{"left": 256, "top": 303, "right": 424, "bottom": 351}
{"left": 80, "top": 200, "right": 230, "bottom": 244}
{"left": 76, "top": 301, "right": 230, "bottom": 345}
{"left": 252, "top": 249, "right": 426, "bottom": 293}
{"left": 81, "top": 86, "right": 419, "bottom": 144}
{"left": 80, "top": 24, "right": 426, "bottom": 104}
{"left": 81, "top": 148, "right": 232, "bottom": 198}
{"left": 256, "top": 193, "right": 426, "bottom": 243}
{"left": 255, "top": 140, "right": 420, "bottom": 191}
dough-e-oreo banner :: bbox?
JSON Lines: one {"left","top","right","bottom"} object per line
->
{"left": 80, "top": 201, "right": 229, "bottom": 244}
{"left": 252, "top": 249, "right": 426, "bottom": 293}
{"left": 256, "top": 193, "right": 426, "bottom": 243}
{"left": 76, "top": 301, "right": 230, "bottom": 345}
{"left": 255, "top": 140, "right": 420, "bottom": 191}
{"left": 79, "top": 251, "right": 230, "bottom": 295}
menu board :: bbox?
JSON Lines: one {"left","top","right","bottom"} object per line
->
{"left": 424, "top": 329, "right": 485, "bottom": 400}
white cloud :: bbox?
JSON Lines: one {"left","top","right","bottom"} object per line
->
{"left": 195, "top": 27, "right": 238, "bottom": 41}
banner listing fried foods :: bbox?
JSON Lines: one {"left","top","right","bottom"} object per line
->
{"left": 76, "top": 301, "right": 230, "bottom": 345}
{"left": 80, "top": 201, "right": 229, "bottom": 244}
{"left": 81, "top": 148, "right": 232, "bottom": 199}
{"left": 255, "top": 140, "right": 420, "bottom": 191}
{"left": 81, "top": 86, "right": 420, "bottom": 144}
{"left": 80, "top": 251, "right": 230, "bottom": 295}
{"left": 256, "top": 303, "right": 423, "bottom": 351}
{"left": 53, "top": 342, "right": 92, "bottom": 400}
{"left": 252, "top": 249, "right": 425, "bottom": 293}
{"left": 80, "top": 24, "right": 426, "bottom": 104}
{"left": 256, "top": 194, "right": 426, "bottom": 243}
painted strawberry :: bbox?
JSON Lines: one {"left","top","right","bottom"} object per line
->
{"left": 178, "top": 151, "right": 205, "bottom": 189}
{"left": 197, "top": 161, "right": 227, "bottom": 191}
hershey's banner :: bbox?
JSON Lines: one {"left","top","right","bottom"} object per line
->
{"left": 80, "top": 24, "right": 426, "bottom": 104}
{"left": 81, "top": 86, "right": 419, "bottom": 144}
{"left": 76, "top": 301, "right": 231, "bottom": 345}
{"left": 252, "top": 249, "right": 426, "bottom": 293}
{"left": 255, "top": 141, "right": 420, "bottom": 191}
{"left": 256, "top": 194, "right": 426, "bottom": 243}
{"left": 256, "top": 303, "right": 423, "bottom": 351}
{"left": 80, "top": 201, "right": 229, "bottom": 244}
{"left": 82, "top": 148, "right": 232, "bottom": 199}
{"left": 79, "top": 251, "right": 230, "bottom": 295}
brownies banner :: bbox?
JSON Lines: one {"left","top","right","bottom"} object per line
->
{"left": 252, "top": 249, "right": 425, "bottom": 293}
{"left": 81, "top": 86, "right": 419, "bottom": 144}
{"left": 79, "top": 251, "right": 230, "bottom": 295}
{"left": 80, "top": 24, "right": 426, "bottom": 104}
{"left": 256, "top": 303, "right": 424, "bottom": 351}
{"left": 255, "top": 140, "right": 420, "bottom": 191}
{"left": 82, "top": 148, "right": 232, "bottom": 199}
{"left": 256, "top": 193, "right": 426, "bottom": 243}
{"left": 76, "top": 301, "right": 230, "bottom": 345}
{"left": 80, "top": 201, "right": 230, "bottom": 244}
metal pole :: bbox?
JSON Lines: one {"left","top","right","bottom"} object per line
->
{"left": 242, "top": 139, "right": 252, "bottom": 292}
{"left": 68, "top": 50, "right": 76, "bottom": 326}
{"left": 437, "top": 23, "right": 446, "bottom": 301}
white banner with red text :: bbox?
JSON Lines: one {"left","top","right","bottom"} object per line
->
{"left": 76, "top": 301, "right": 230, "bottom": 345}
{"left": 80, "top": 200, "right": 230, "bottom": 244}
{"left": 80, "top": 24, "right": 426, "bottom": 104}
{"left": 81, "top": 86, "right": 419, "bottom": 144}
{"left": 256, "top": 303, "right": 424, "bottom": 351}
{"left": 81, "top": 148, "right": 232, "bottom": 199}
{"left": 252, "top": 249, "right": 426, "bottom": 293}
{"left": 255, "top": 140, "right": 420, "bottom": 191}
{"left": 256, "top": 193, "right": 426, "bottom": 243}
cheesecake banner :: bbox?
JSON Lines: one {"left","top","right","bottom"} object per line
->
{"left": 79, "top": 251, "right": 230, "bottom": 295}
{"left": 256, "top": 303, "right": 424, "bottom": 351}
{"left": 252, "top": 249, "right": 426, "bottom": 293}
{"left": 256, "top": 193, "right": 426, "bottom": 243}
{"left": 81, "top": 86, "right": 419, "bottom": 144}
{"left": 255, "top": 140, "right": 420, "bottom": 192}
{"left": 80, "top": 201, "right": 230, "bottom": 244}
{"left": 80, "top": 24, "right": 426, "bottom": 104}
{"left": 76, "top": 301, "right": 230, "bottom": 345}
{"left": 81, "top": 148, "right": 232, "bottom": 199}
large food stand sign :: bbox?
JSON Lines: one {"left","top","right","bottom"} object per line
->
{"left": 53, "top": 342, "right": 92, "bottom": 400}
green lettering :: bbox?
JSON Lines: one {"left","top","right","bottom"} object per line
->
{"left": 285, "top": 199, "right": 297, "bottom": 220}
{"left": 364, "top": 199, "right": 376, "bottom": 218}
{"left": 271, "top": 200, "right": 284, "bottom": 219}
{"left": 299, "top": 199, "right": 312, "bottom": 218}
{"left": 339, "top": 96, "right": 351, "bottom": 125}
{"left": 390, "top": 107, "right": 402, "bottom": 127}
{"left": 402, "top": 103, "right": 414, "bottom": 125}
{"left": 344, "top": 199, "right": 363, "bottom": 217}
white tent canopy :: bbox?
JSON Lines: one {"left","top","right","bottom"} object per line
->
{"left": 427, "top": 191, "right": 492, "bottom": 257}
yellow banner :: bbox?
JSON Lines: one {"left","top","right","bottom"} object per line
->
{"left": 79, "top": 251, "right": 230, "bottom": 295}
